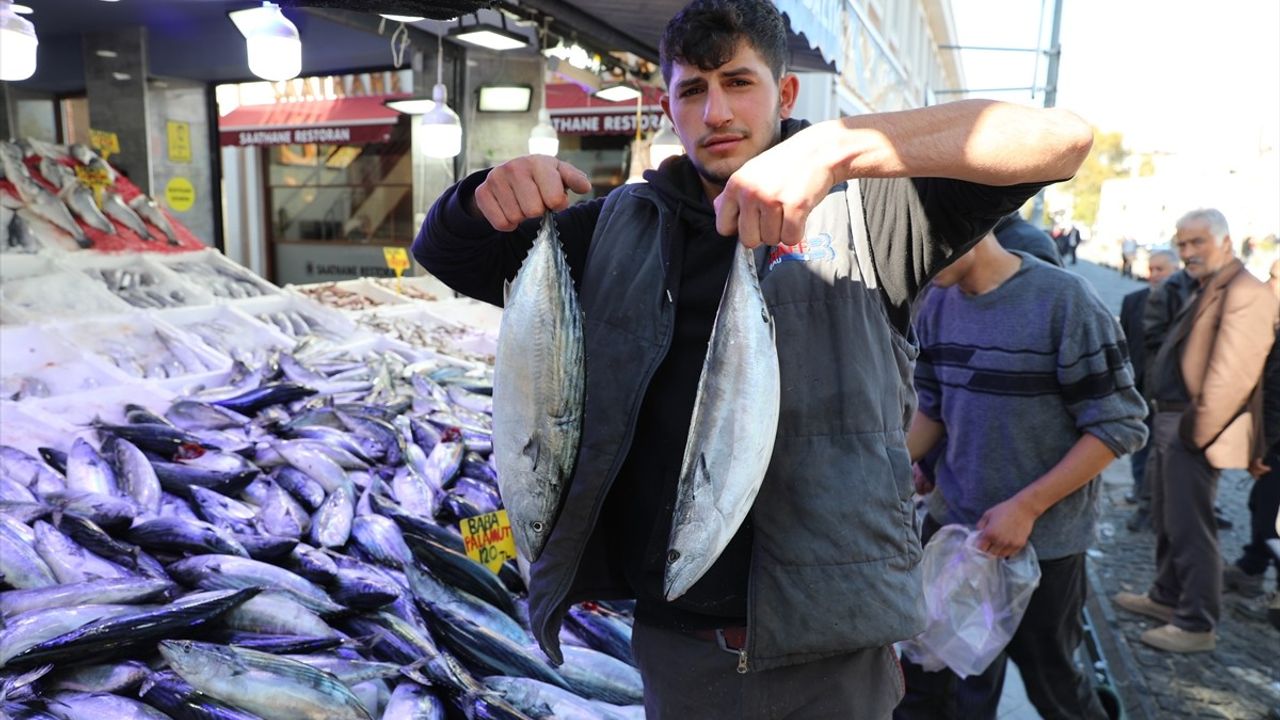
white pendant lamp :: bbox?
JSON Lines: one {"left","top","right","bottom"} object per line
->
{"left": 380, "top": 14, "right": 424, "bottom": 23}
{"left": 422, "top": 38, "right": 461, "bottom": 159}
{"left": 0, "top": 0, "right": 38, "bottom": 82}
{"left": 649, "top": 114, "right": 684, "bottom": 168}
{"left": 528, "top": 107, "right": 558, "bottom": 156}
{"left": 229, "top": 2, "right": 301, "bottom": 82}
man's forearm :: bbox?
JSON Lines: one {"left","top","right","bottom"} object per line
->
{"left": 1014, "top": 433, "right": 1117, "bottom": 517}
{"left": 813, "top": 100, "right": 1093, "bottom": 187}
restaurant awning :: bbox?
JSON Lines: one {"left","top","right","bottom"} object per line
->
{"left": 546, "top": 84, "right": 665, "bottom": 136}
{"left": 218, "top": 95, "right": 408, "bottom": 147}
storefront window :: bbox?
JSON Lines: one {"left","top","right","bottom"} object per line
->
{"left": 266, "top": 121, "right": 413, "bottom": 245}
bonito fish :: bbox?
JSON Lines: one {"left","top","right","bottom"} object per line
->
{"left": 491, "top": 211, "right": 584, "bottom": 562}
{"left": 664, "top": 243, "right": 780, "bottom": 601}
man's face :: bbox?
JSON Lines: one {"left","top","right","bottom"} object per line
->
{"left": 1174, "top": 220, "right": 1233, "bottom": 281}
{"left": 1147, "top": 254, "right": 1176, "bottom": 287}
{"left": 660, "top": 41, "right": 797, "bottom": 188}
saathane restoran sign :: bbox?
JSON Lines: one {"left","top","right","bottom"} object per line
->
{"left": 220, "top": 125, "right": 394, "bottom": 147}
{"left": 551, "top": 111, "right": 666, "bottom": 136}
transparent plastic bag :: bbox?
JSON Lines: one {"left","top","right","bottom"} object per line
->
{"left": 900, "top": 524, "right": 1041, "bottom": 678}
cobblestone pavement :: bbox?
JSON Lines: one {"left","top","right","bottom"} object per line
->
{"left": 1066, "top": 261, "right": 1280, "bottom": 720}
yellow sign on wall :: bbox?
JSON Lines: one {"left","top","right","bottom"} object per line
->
{"left": 164, "top": 177, "right": 196, "bottom": 213}
{"left": 167, "top": 121, "right": 192, "bottom": 163}
{"left": 89, "top": 129, "right": 120, "bottom": 160}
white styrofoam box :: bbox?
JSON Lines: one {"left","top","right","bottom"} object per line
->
{"left": 155, "top": 304, "right": 296, "bottom": 364}
{"left": 62, "top": 251, "right": 217, "bottom": 311}
{"left": 365, "top": 274, "right": 456, "bottom": 303}
{"left": 27, "top": 381, "right": 175, "bottom": 431}
{"left": 0, "top": 325, "right": 134, "bottom": 399}
{"left": 235, "top": 294, "right": 370, "bottom": 344}
{"left": 154, "top": 248, "right": 283, "bottom": 302}
{"left": 0, "top": 270, "right": 134, "bottom": 323}
{"left": 0, "top": 401, "right": 77, "bottom": 455}
{"left": 353, "top": 304, "right": 496, "bottom": 365}
{"left": 289, "top": 278, "right": 412, "bottom": 313}
{"left": 419, "top": 297, "right": 503, "bottom": 337}
{"left": 0, "top": 253, "right": 64, "bottom": 283}
{"left": 56, "top": 313, "right": 231, "bottom": 385}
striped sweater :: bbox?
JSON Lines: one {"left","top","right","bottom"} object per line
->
{"left": 914, "top": 253, "right": 1149, "bottom": 559}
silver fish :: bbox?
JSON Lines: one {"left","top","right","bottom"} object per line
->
{"left": 0, "top": 577, "right": 173, "bottom": 618}
{"left": 492, "top": 215, "right": 585, "bottom": 563}
{"left": 47, "top": 660, "right": 151, "bottom": 694}
{"left": 220, "top": 591, "right": 337, "bottom": 638}
{"left": 664, "top": 243, "right": 780, "bottom": 601}
{"left": 0, "top": 521, "right": 58, "bottom": 590}
{"left": 7, "top": 171, "right": 87, "bottom": 246}
{"left": 45, "top": 690, "right": 171, "bottom": 719}
{"left": 0, "top": 604, "right": 140, "bottom": 666}
{"left": 59, "top": 182, "right": 115, "bottom": 234}
{"left": 310, "top": 483, "right": 354, "bottom": 549}
{"left": 15, "top": 208, "right": 80, "bottom": 251}
{"left": 32, "top": 521, "right": 132, "bottom": 584}
{"left": 159, "top": 640, "right": 373, "bottom": 720}
{"left": 66, "top": 438, "right": 118, "bottom": 497}
{"left": 100, "top": 190, "right": 152, "bottom": 239}
{"left": 128, "top": 195, "right": 179, "bottom": 245}
{"left": 38, "top": 156, "right": 77, "bottom": 190}
{"left": 109, "top": 438, "right": 161, "bottom": 515}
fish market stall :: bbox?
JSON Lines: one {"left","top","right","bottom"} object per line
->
{"left": 0, "top": 145, "right": 645, "bottom": 720}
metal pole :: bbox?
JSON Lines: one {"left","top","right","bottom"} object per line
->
{"left": 1031, "top": 0, "right": 1064, "bottom": 227}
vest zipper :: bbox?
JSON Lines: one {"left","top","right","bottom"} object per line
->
{"left": 737, "top": 647, "right": 749, "bottom": 674}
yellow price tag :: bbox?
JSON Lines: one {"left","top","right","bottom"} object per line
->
{"left": 459, "top": 510, "right": 518, "bottom": 574}
{"left": 76, "top": 165, "right": 115, "bottom": 208}
{"left": 383, "top": 247, "right": 411, "bottom": 293}
{"left": 89, "top": 128, "right": 121, "bottom": 161}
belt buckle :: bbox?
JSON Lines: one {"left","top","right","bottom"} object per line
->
{"left": 714, "top": 628, "right": 739, "bottom": 655}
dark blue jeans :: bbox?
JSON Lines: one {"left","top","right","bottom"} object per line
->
{"left": 895, "top": 516, "right": 1107, "bottom": 720}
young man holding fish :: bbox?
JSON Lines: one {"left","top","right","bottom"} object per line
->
{"left": 414, "top": 0, "right": 1092, "bottom": 716}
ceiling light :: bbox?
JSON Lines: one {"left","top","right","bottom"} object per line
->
{"left": 0, "top": 0, "right": 37, "bottom": 81}
{"left": 448, "top": 14, "right": 527, "bottom": 51}
{"left": 477, "top": 85, "right": 532, "bottom": 112}
{"left": 112, "top": 71, "right": 131, "bottom": 81}
{"left": 421, "top": 38, "right": 460, "bottom": 159}
{"left": 649, "top": 115, "right": 683, "bottom": 168}
{"left": 594, "top": 83, "right": 641, "bottom": 103}
{"left": 10, "top": 3, "right": 31, "bottom": 14}
{"left": 95, "top": 49, "right": 118, "bottom": 58}
{"left": 384, "top": 97, "right": 437, "bottom": 115}
{"left": 380, "top": 14, "right": 424, "bottom": 23}
{"left": 528, "top": 108, "right": 558, "bottom": 157}
{"left": 229, "top": 2, "right": 301, "bottom": 82}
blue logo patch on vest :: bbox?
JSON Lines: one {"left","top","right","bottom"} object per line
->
{"left": 768, "top": 233, "right": 835, "bottom": 270}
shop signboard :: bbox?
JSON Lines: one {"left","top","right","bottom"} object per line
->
{"left": 220, "top": 125, "right": 394, "bottom": 147}
{"left": 550, "top": 110, "right": 666, "bottom": 136}
{"left": 274, "top": 242, "right": 408, "bottom": 285}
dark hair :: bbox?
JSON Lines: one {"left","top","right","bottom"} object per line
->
{"left": 659, "top": 0, "right": 789, "bottom": 85}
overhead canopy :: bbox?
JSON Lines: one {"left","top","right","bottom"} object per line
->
{"left": 515, "top": 0, "right": 843, "bottom": 73}
{"left": 218, "top": 95, "right": 408, "bottom": 146}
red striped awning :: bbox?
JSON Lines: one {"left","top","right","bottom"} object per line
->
{"left": 218, "top": 95, "right": 407, "bottom": 146}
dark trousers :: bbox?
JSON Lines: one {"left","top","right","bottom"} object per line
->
{"left": 631, "top": 621, "right": 902, "bottom": 719}
{"left": 1237, "top": 450, "right": 1280, "bottom": 576}
{"left": 1148, "top": 411, "right": 1221, "bottom": 632}
{"left": 896, "top": 516, "right": 1106, "bottom": 720}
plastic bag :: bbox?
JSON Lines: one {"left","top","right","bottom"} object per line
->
{"left": 899, "top": 524, "right": 1041, "bottom": 678}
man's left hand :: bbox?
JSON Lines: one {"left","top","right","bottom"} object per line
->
{"left": 714, "top": 127, "right": 835, "bottom": 249}
{"left": 975, "top": 496, "right": 1039, "bottom": 558}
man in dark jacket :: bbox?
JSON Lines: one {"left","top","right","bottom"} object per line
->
{"left": 412, "top": 0, "right": 1092, "bottom": 715}
{"left": 1122, "top": 248, "right": 1178, "bottom": 529}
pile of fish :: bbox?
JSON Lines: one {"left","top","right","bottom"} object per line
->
{"left": 0, "top": 340, "right": 646, "bottom": 719}
{"left": 357, "top": 314, "right": 495, "bottom": 367}
{"left": 0, "top": 138, "right": 179, "bottom": 252}
{"left": 179, "top": 318, "right": 284, "bottom": 368}
{"left": 82, "top": 267, "right": 195, "bottom": 309}
{"left": 166, "top": 259, "right": 277, "bottom": 300}
{"left": 296, "top": 283, "right": 396, "bottom": 312}
{"left": 254, "top": 309, "right": 346, "bottom": 342}
{"left": 82, "top": 327, "right": 220, "bottom": 381}
{"left": 367, "top": 278, "right": 438, "bottom": 303}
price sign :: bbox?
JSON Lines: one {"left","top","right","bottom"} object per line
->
{"left": 89, "top": 129, "right": 120, "bottom": 161}
{"left": 75, "top": 165, "right": 115, "bottom": 207}
{"left": 167, "top": 121, "right": 192, "bottom": 163}
{"left": 164, "top": 177, "right": 196, "bottom": 212}
{"left": 459, "top": 510, "right": 518, "bottom": 574}
{"left": 383, "top": 247, "right": 411, "bottom": 293}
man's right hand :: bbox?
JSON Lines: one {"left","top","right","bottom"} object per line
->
{"left": 470, "top": 155, "right": 592, "bottom": 231}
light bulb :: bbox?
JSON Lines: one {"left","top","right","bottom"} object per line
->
{"left": 380, "top": 14, "right": 424, "bottom": 22}
{"left": 528, "top": 108, "right": 558, "bottom": 157}
{"left": 421, "top": 82, "right": 461, "bottom": 159}
{"left": 231, "top": 2, "right": 301, "bottom": 82}
{"left": 0, "top": 1, "right": 38, "bottom": 82}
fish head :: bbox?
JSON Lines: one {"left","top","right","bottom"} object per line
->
{"left": 158, "top": 640, "right": 242, "bottom": 680}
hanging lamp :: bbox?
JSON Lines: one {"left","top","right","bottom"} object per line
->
{"left": 0, "top": 0, "right": 38, "bottom": 82}
{"left": 421, "top": 35, "right": 461, "bottom": 159}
